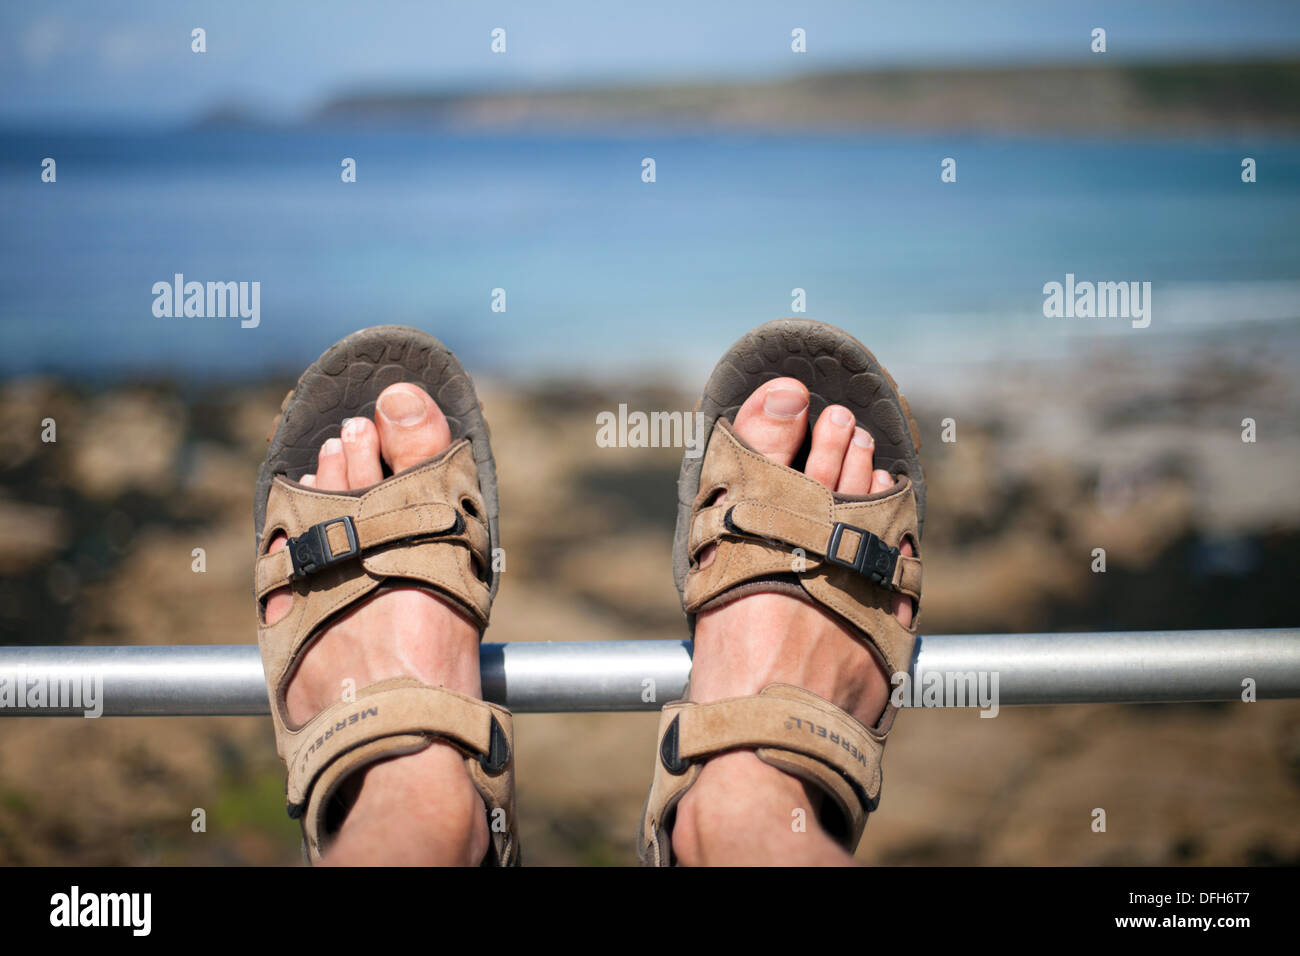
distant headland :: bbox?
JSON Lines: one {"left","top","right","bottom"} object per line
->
{"left": 223, "top": 58, "right": 1300, "bottom": 135}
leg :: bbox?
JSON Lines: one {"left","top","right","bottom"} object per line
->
{"left": 263, "top": 384, "right": 489, "bottom": 865}
{"left": 672, "top": 379, "right": 915, "bottom": 866}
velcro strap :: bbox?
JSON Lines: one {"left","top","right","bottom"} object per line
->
{"left": 285, "top": 680, "right": 509, "bottom": 813}
{"left": 687, "top": 503, "right": 729, "bottom": 553}
{"left": 663, "top": 684, "right": 883, "bottom": 808}
{"left": 691, "top": 495, "right": 922, "bottom": 599}
{"left": 256, "top": 501, "right": 487, "bottom": 597}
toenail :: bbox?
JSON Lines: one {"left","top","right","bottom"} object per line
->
{"left": 852, "top": 428, "right": 874, "bottom": 448}
{"left": 322, "top": 438, "right": 343, "bottom": 457}
{"left": 830, "top": 406, "right": 853, "bottom": 427}
{"left": 764, "top": 388, "right": 807, "bottom": 419}
{"left": 378, "top": 389, "right": 426, "bottom": 426}
{"left": 341, "top": 418, "right": 361, "bottom": 439}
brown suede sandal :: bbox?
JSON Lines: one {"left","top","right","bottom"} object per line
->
{"left": 254, "top": 326, "right": 517, "bottom": 865}
{"left": 640, "top": 318, "right": 925, "bottom": 865}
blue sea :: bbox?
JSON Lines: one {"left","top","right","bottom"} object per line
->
{"left": 2, "top": 126, "right": 1299, "bottom": 386}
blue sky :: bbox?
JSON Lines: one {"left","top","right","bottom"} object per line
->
{"left": 4, "top": 0, "right": 1300, "bottom": 122}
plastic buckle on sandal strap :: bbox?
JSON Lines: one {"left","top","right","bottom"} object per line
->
{"left": 289, "top": 516, "right": 361, "bottom": 579}
{"left": 826, "top": 521, "right": 899, "bottom": 590}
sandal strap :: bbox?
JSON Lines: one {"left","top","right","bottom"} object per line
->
{"left": 640, "top": 684, "right": 888, "bottom": 866}
{"left": 255, "top": 501, "right": 488, "bottom": 597}
{"left": 683, "top": 418, "right": 922, "bottom": 676}
{"left": 290, "top": 679, "right": 517, "bottom": 865}
{"left": 689, "top": 498, "right": 923, "bottom": 599}
{"left": 255, "top": 440, "right": 491, "bottom": 600}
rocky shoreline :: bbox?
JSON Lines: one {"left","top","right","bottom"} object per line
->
{"left": 0, "top": 335, "right": 1297, "bottom": 864}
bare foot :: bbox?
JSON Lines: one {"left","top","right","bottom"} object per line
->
{"left": 263, "top": 383, "right": 488, "bottom": 865}
{"left": 671, "top": 378, "right": 916, "bottom": 866}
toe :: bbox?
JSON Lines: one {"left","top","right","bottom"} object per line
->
{"left": 729, "top": 377, "right": 809, "bottom": 466}
{"left": 700, "top": 378, "right": 809, "bottom": 569}
{"left": 804, "top": 404, "right": 855, "bottom": 489}
{"left": 340, "top": 417, "right": 383, "bottom": 488}
{"left": 375, "top": 383, "right": 453, "bottom": 473}
{"left": 869, "top": 469, "right": 894, "bottom": 494}
{"left": 836, "top": 427, "right": 876, "bottom": 495}
{"left": 316, "top": 438, "right": 347, "bottom": 491}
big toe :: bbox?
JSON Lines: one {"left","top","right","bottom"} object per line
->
{"left": 729, "top": 377, "right": 809, "bottom": 467}
{"left": 374, "top": 383, "right": 453, "bottom": 473}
